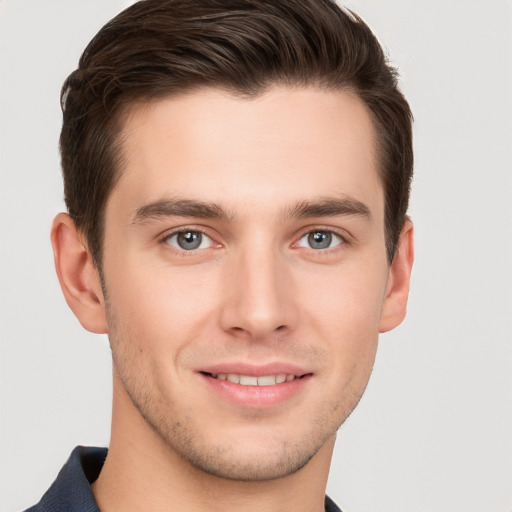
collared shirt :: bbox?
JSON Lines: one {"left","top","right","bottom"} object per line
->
{"left": 24, "top": 446, "right": 342, "bottom": 512}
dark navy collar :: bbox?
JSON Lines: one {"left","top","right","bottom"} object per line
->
{"left": 325, "top": 494, "right": 343, "bottom": 512}
{"left": 24, "top": 446, "right": 104, "bottom": 512}
{"left": 25, "top": 446, "right": 342, "bottom": 512}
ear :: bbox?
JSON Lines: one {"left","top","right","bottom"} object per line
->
{"left": 379, "top": 219, "right": 414, "bottom": 333}
{"left": 51, "top": 213, "right": 108, "bottom": 334}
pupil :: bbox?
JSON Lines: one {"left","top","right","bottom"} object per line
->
{"left": 309, "top": 231, "right": 331, "bottom": 249}
{"left": 178, "top": 231, "right": 201, "bottom": 250}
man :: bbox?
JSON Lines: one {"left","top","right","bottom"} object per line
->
{"left": 25, "top": 0, "right": 414, "bottom": 510}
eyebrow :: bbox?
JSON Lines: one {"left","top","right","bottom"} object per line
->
{"left": 132, "top": 199, "right": 231, "bottom": 223}
{"left": 283, "top": 197, "right": 372, "bottom": 221}
{"left": 132, "top": 195, "right": 372, "bottom": 224}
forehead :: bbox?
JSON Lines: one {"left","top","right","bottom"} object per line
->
{"left": 110, "top": 86, "right": 383, "bottom": 221}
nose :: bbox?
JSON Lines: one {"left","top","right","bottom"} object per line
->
{"left": 219, "top": 243, "right": 297, "bottom": 341}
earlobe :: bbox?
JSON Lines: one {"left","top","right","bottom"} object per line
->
{"left": 51, "top": 213, "right": 108, "bottom": 334}
{"left": 379, "top": 219, "right": 414, "bottom": 333}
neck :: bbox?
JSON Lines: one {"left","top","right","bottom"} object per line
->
{"left": 91, "top": 378, "right": 334, "bottom": 512}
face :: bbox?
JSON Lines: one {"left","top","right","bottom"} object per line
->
{"left": 100, "top": 87, "right": 391, "bottom": 481}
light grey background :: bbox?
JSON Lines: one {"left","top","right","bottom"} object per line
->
{"left": 1, "top": 1, "right": 511, "bottom": 511}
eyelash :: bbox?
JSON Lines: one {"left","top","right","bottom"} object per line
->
{"left": 296, "top": 230, "right": 344, "bottom": 250}
{"left": 160, "top": 227, "right": 218, "bottom": 254}
{"left": 159, "top": 226, "right": 349, "bottom": 254}
{"left": 293, "top": 226, "right": 349, "bottom": 252}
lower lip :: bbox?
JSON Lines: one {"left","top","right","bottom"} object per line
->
{"left": 199, "top": 373, "right": 311, "bottom": 409}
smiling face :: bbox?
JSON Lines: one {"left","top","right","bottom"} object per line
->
{"left": 74, "top": 87, "right": 410, "bottom": 481}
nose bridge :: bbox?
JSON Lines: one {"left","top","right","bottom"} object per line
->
{"left": 220, "top": 236, "right": 294, "bottom": 339}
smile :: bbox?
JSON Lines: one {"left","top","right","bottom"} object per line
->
{"left": 200, "top": 368, "right": 312, "bottom": 408}
{"left": 207, "top": 373, "right": 300, "bottom": 386}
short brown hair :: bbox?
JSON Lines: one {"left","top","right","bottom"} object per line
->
{"left": 60, "top": 0, "right": 413, "bottom": 266}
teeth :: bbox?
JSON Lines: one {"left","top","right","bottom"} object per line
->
{"left": 240, "top": 375, "right": 258, "bottom": 386}
{"left": 212, "top": 373, "right": 297, "bottom": 386}
{"left": 257, "top": 375, "right": 276, "bottom": 386}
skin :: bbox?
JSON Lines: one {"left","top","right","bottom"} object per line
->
{"left": 52, "top": 86, "right": 414, "bottom": 512}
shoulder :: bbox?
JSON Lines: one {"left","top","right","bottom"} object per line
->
{"left": 22, "top": 446, "right": 107, "bottom": 512}
{"left": 325, "top": 495, "right": 343, "bottom": 512}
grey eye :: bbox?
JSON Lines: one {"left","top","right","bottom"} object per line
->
{"left": 166, "top": 231, "right": 211, "bottom": 250}
{"left": 298, "top": 230, "right": 342, "bottom": 250}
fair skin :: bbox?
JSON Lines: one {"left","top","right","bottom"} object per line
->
{"left": 52, "top": 86, "right": 413, "bottom": 512}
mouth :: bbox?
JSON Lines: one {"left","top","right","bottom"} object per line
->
{"left": 201, "top": 372, "right": 307, "bottom": 386}
{"left": 199, "top": 366, "right": 312, "bottom": 408}
{"left": 198, "top": 363, "right": 312, "bottom": 408}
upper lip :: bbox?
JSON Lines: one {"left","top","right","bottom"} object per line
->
{"left": 198, "top": 362, "right": 311, "bottom": 377}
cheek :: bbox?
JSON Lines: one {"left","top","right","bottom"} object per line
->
{"left": 305, "top": 262, "right": 387, "bottom": 333}
{"left": 298, "top": 260, "right": 387, "bottom": 375}
{"left": 104, "top": 260, "right": 219, "bottom": 352}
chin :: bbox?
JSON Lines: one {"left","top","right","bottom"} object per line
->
{"left": 166, "top": 431, "right": 326, "bottom": 482}
{"left": 137, "top": 404, "right": 339, "bottom": 482}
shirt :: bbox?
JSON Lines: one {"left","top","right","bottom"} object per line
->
{"left": 24, "top": 446, "right": 342, "bottom": 512}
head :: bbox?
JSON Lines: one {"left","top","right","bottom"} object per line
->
{"left": 60, "top": 0, "right": 412, "bottom": 270}
{"left": 52, "top": 0, "right": 414, "bottom": 484}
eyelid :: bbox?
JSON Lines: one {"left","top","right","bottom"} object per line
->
{"left": 297, "top": 230, "right": 343, "bottom": 250}
{"left": 156, "top": 224, "right": 351, "bottom": 253}
{"left": 292, "top": 225, "right": 351, "bottom": 247}
{"left": 159, "top": 225, "right": 221, "bottom": 252}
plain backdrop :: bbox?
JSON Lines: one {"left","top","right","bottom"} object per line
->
{"left": 1, "top": 1, "right": 511, "bottom": 511}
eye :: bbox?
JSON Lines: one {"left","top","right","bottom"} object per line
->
{"left": 164, "top": 230, "right": 213, "bottom": 251}
{"left": 297, "top": 230, "right": 343, "bottom": 250}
